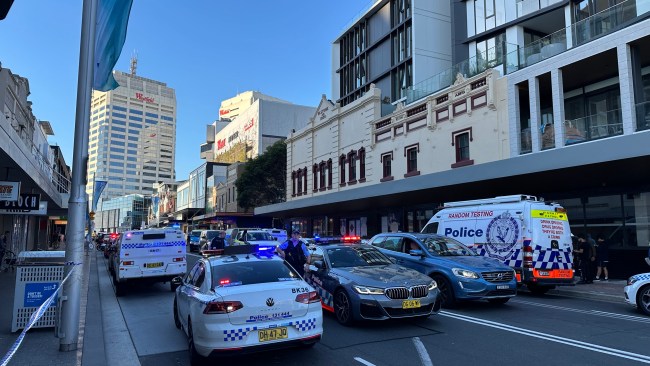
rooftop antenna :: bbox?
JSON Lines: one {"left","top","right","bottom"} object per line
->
{"left": 130, "top": 50, "right": 138, "bottom": 75}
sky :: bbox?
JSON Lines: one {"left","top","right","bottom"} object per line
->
{"left": 1, "top": 0, "right": 371, "bottom": 179}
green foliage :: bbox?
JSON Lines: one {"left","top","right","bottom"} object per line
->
{"left": 235, "top": 140, "right": 287, "bottom": 210}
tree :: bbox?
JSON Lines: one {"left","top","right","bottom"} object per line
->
{"left": 235, "top": 140, "right": 287, "bottom": 210}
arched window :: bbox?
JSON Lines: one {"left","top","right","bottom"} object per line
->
{"left": 358, "top": 147, "right": 366, "bottom": 181}
{"left": 339, "top": 155, "right": 346, "bottom": 185}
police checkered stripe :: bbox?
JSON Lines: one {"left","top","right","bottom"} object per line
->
{"left": 291, "top": 318, "right": 317, "bottom": 332}
{"left": 533, "top": 245, "right": 572, "bottom": 270}
{"left": 314, "top": 286, "right": 333, "bottom": 307}
{"left": 121, "top": 241, "right": 186, "bottom": 249}
{"left": 476, "top": 247, "right": 522, "bottom": 268}
{"left": 632, "top": 273, "right": 650, "bottom": 281}
{"left": 223, "top": 326, "right": 258, "bottom": 341}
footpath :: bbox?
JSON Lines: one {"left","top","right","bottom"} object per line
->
{"left": 0, "top": 252, "right": 638, "bottom": 365}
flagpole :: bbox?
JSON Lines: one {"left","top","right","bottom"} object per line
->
{"left": 59, "top": 0, "right": 97, "bottom": 351}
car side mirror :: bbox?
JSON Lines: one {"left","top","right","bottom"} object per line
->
{"left": 313, "top": 260, "right": 325, "bottom": 270}
{"left": 171, "top": 276, "right": 183, "bottom": 286}
{"left": 409, "top": 249, "right": 425, "bottom": 257}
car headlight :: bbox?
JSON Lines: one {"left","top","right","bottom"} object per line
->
{"left": 428, "top": 280, "right": 437, "bottom": 290}
{"left": 452, "top": 268, "right": 480, "bottom": 279}
{"left": 628, "top": 276, "right": 638, "bottom": 286}
{"left": 353, "top": 285, "right": 385, "bottom": 295}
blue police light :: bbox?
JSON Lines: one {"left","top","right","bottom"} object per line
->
{"left": 172, "top": 224, "right": 180, "bottom": 229}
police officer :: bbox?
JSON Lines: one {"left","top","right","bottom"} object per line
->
{"left": 276, "top": 230, "right": 311, "bottom": 277}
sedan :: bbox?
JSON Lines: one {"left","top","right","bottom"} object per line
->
{"left": 173, "top": 246, "right": 323, "bottom": 365}
{"left": 369, "top": 233, "right": 517, "bottom": 308}
{"left": 624, "top": 272, "right": 650, "bottom": 315}
{"left": 305, "top": 242, "right": 440, "bottom": 325}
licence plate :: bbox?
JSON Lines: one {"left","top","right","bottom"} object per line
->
{"left": 497, "top": 285, "right": 510, "bottom": 290}
{"left": 402, "top": 299, "right": 421, "bottom": 309}
{"left": 144, "top": 262, "right": 163, "bottom": 268}
{"left": 538, "top": 270, "right": 550, "bottom": 276}
{"left": 258, "top": 327, "right": 288, "bottom": 342}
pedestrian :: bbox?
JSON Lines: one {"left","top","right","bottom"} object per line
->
{"left": 574, "top": 234, "right": 595, "bottom": 284}
{"left": 275, "top": 230, "right": 311, "bottom": 277}
{"left": 210, "top": 231, "right": 226, "bottom": 250}
{"left": 594, "top": 233, "right": 609, "bottom": 281}
{"left": 0, "top": 231, "right": 8, "bottom": 267}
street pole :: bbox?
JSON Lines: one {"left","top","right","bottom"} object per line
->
{"left": 59, "top": 0, "right": 97, "bottom": 351}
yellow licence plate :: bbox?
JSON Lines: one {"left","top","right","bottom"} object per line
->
{"left": 144, "top": 262, "right": 163, "bottom": 268}
{"left": 402, "top": 299, "right": 421, "bottom": 309}
{"left": 258, "top": 327, "right": 288, "bottom": 342}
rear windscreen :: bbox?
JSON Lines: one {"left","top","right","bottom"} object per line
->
{"left": 143, "top": 233, "right": 166, "bottom": 240}
{"left": 211, "top": 261, "right": 299, "bottom": 288}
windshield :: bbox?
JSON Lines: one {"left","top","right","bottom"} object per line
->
{"left": 421, "top": 236, "right": 476, "bottom": 256}
{"left": 326, "top": 246, "right": 392, "bottom": 268}
{"left": 245, "top": 232, "right": 272, "bottom": 241}
{"left": 211, "top": 260, "right": 300, "bottom": 288}
{"left": 206, "top": 231, "right": 224, "bottom": 239}
{"left": 190, "top": 230, "right": 202, "bottom": 238}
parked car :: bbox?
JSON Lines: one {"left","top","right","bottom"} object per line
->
{"left": 305, "top": 239, "right": 440, "bottom": 325}
{"left": 624, "top": 250, "right": 650, "bottom": 316}
{"left": 172, "top": 245, "right": 322, "bottom": 364}
{"left": 369, "top": 232, "right": 517, "bottom": 308}
{"left": 233, "top": 230, "right": 278, "bottom": 252}
{"left": 188, "top": 230, "right": 203, "bottom": 252}
{"left": 198, "top": 230, "right": 226, "bottom": 252}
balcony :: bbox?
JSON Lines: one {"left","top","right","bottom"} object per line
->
{"left": 564, "top": 109, "right": 624, "bottom": 145}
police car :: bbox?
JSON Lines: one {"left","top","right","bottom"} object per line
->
{"left": 172, "top": 245, "right": 323, "bottom": 364}
{"left": 624, "top": 257, "right": 650, "bottom": 316}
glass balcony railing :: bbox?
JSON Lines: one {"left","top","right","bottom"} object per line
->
{"left": 635, "top": 100, "right": 650, "bottom": 131}
{"left": 564, "top": 108, "right": 624, "bottom": 145}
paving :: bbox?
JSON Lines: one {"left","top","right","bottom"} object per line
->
{"left": 0, "top": 251, "right": 640, "bottom": 365}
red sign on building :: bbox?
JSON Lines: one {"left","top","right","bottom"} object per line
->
{"left": 217, "top": 138, "right": 226, "bottom": 150}
{"left": 135, "top": 92, "right": 155, "bottom": 103}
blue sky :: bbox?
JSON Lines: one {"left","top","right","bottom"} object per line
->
{"left": 1, "top": 0, "right": 370, "bottom": 178}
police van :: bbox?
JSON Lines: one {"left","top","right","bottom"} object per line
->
{"left": 110, "top": 228, "right": 187, "bottom": 296}
{"left": 422, "top": 195, "right": 573, "bottom": 294}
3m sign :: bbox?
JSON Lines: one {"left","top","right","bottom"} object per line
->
{"left": 0, "top": 181, "right": 20, "bottom": 201}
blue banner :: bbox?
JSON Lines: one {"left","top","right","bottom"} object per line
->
{"left": 93, "top": 0, "right": 134, "bottom": 91}
{"left": 92, "top": 180, "right": 108, "bottom": 212}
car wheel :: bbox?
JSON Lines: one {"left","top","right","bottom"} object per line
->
{"left": 636, "top": 284, "right": 650, "bottom": 316}
{"left": 300, "top": 340, "right": 318, "bottom": 349}
{"left": 432, "top": 275, "right": 456, "bottom": 308}
{"left": 487, "top": 297, "right": 510, "bottom": 305}
{"left": 334, "top": 290, "right": 354, "bottom": 326}
{"left": 173, "top": 298, "right": 181, "bottom": 329}
{"left": 527, "top": 283, "right": 553, "bottom": 295}
{"left": 170, "top": 280, "right": 179, "bottom": 292}
{"left": 188, "top": 320, "right": 205, "bottom": 366}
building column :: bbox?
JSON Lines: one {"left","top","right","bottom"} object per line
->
{"left": 617, "top": 43, "right": 636, "bottom": 134}
{"left": 564, "top": 5, "right": 573, "bottom": 49}
{"left": 509, "top": 83, "right": 521, "bottom": 156}
{"left": 529, "top": 77, "right": 541, "bottom": 152}
{"left": 551, "top": 69, "right": 566, "bottom": 148}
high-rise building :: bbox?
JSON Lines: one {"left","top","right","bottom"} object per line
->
{"left": 87, "top": 70, "right": 176, "bottom": 206}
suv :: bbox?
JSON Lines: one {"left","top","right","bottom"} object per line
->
{"left": 188, "top": 230, "right": 203, "bottom": 252}
{"left": 369, "top": 232, "right": 517, "bottom": 308}
{"left": 233, "top": 230, "right": 278, "bottom": 251}
{"left": 199, "top": 230, "right": 226, "bottom": 251}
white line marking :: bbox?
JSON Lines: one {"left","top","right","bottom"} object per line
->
{"left": 441, "top": 311, "right": 650, "bottom": 364}
{"left": 354, "top": 357, "right": 376, "bottom": 366}
{"left": 413, "top": 337, "right": 434, "bottom": 366}
{"left": 512, "top": 300, "right": 650, "bottom": 323}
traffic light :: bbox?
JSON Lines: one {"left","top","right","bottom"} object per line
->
{"left": 89, "top": 211, "right": 95, "bottom": 220}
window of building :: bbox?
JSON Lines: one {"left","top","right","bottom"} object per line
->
{"left": 327, "top": 159, "right": 333, "bottom": 189}
{"left": 319, "top": 162, "right": 326, "bottom": 190}
{"left": 348, "top": 151, "right": 357, "bottom": 183}
{"left": 381, "top": 152, "right": 393, "bottom": 182}
{"left": 313, "top": 164, "right": 318, "bottom": 192}
{"left": 451, "top": 128, "right": 474, "bottom": 168}
{"left": 358, "top": 148, "right": 366, "bottom": 182}
{"left": 302, "top": 167, "right": 308, "bottom": 194}
{"left": 404, "top": 143, "right": 419, "bottom": 177}
{"left": 339, "top": 155, "right": 346, "bottom": 186}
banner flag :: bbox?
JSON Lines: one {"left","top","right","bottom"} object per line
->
{"left": 92, "top": 180, "right": 108, "bottom": 212}
{"left": 93, "top": 0, "right": 133, "bottom": 91}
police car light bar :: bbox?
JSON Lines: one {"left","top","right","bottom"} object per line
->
{"left": 223, "top": 245, "right": 259, "bottom": 256}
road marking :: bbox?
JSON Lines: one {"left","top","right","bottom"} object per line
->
{"left": 413, "top": 337, "right": 433, "bottom": 366}
{"left": 354, "top": 357, "right": 376, "bottom": 366}
{"left": 441, "top": 311, "right": 650, "bottom": 364}
{"left": 512, "top": 300, "right": 650, "bottom": 323}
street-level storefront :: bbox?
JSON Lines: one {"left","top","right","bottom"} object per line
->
{"left": 257, "top": 133, "right": 650, "bottom": 278}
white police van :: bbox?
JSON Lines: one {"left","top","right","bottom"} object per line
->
{"left": 111, "top": 228, "right": 187, "bottom": 296}
{"left": 422, "top": 195, "right": 574, "bottom": 294}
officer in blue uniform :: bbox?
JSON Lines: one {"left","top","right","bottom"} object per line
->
{"left": 276, "top": 230, "right": 311, "bottom": 277}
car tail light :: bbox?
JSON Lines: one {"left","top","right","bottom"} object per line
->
{"left": 523, "top": 241, "right": 533, "bottom": 269}
{"left": 295, "top": 291, "right": 320, "bottom": 304}
{"left": 122, "top": 260, "right": 134, "bottom": 266}
{"left": 203, "top": 301, "right": 243, "bottom": 314}
{"left": 173, "top": 257, "right": 184, "bottom": 262}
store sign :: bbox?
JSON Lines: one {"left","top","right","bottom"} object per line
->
{"left": 0, "top": 200, "right": 47, "bottom": 216}
{"left": 217, "top": 138, "right": 226, "bottom": 150}
{"left": 219, "top": 109, "right": 230, "bottom": 116}
{"left": 2, "top": 193, "right": 40, "bottom": 210}
{"left": 0, "top": 181, "right": 20, "bottom": 201}
{"left": 24, "top": 282, "right": 59, "bottom": 307}
{"left": 135, "top": 92, "right": 155, "bottom": 103}
{"left": 244, "top": 118, "right": 254, "bottom": 131}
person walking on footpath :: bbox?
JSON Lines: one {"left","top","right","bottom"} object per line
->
{"left": 574, "top": 234, "right": 595, "bottom": 284}
{"left": 594, "top": 233, "right": 609, "bottom": 281}
{"left": 276, "top": 230, "right": 311, "bottom": 277}
{"left": 0, "top": 231, "right": 8, "bottom": 268}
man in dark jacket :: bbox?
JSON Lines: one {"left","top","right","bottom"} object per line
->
{"left": 574, "top": 234, "right": 595, "bottom": 284}
{"left": 210, "top": 231, "right": 226, "bottom": 250}
{"left": 276, "top": 230, "right": 311, "bottom": 277}
{"left": 595, "top": 233, "right": 609, "bottom": 281}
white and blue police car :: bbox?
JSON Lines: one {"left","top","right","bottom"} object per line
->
{"left": 172, "top": 245, "right": 323, "bottom": 364}
{"left": 624, "top": 271, "right": 650, "bottom": 316}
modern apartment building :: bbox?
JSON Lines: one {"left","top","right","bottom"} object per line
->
{"left": 87, "top": 70, "right": 176, "bottom": 206}
{"left": 257, "top": 0, "right": 650, "bottom": 277}
{"left": 200, "top": 91, "right": 316, "bottom": 163}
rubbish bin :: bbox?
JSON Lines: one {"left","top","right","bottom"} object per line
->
{"left": 11, "top": 251, "right": 66, "bottom": 332}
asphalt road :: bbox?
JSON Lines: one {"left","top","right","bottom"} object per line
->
{"left": 108, "top": 253, "right": 650, "bottom": 366}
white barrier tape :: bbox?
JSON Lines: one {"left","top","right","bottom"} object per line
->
{"left": 0, "top": 263, "right": 81, "bottom": 366}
